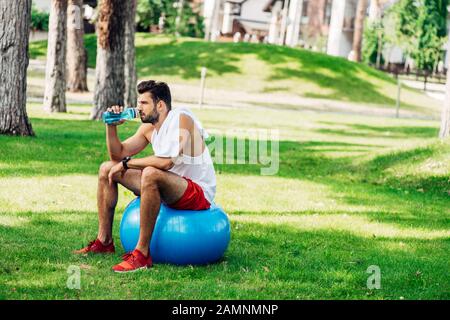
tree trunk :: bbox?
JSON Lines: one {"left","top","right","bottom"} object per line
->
{"left": 67, "top": 0, "right": 88, "bottom": 92}
{"left": 44, "top": 0, "right": 68, "bottom": 113}
{"left": 124, "top": 0, "right": 137, "bottom": 109}
{"left": 278, "top": 0, "right": 290, "bottom": 45}
{"left": 368, "top": 0, "right": 381, "bottom": 23}
{"left": 204, "top": 0, "right": 220, "bottom": 41}
{"left": 439, "top": 67, "right": 450, "bottom": 139}
{"left": 0, "top": 0, "right": 34, "bottom": 136}
{"left": 307, "top": 0, "right": 326, "bottom": 39}
{"left": 175, "top": 0, "right": 185, "bottom": 36}
{"left": 350, "top": 0, "right": 368, "bottom": 62}
{"left": 91, "top": 0, "right": 126, "bottom": 120}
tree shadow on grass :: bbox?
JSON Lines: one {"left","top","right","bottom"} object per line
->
{"left": 133, "top": 35, "right": 405, "bottom": 106}
{"left": 0, "top": 118, "right": 153, "bottom": 177}
{"left": 253, "top": 45, "right": 426, "bottom": 110}
{"left": 0, "top": 118, "right": 447, "bottom": 242}
{"left": 31, "top": 34, "right": 425, "bottom": 108}
{"left": 356, "top": 143, "right": 449, "bottom": 194}
{"left": 270, "top": 66, "right": 396, "bottom": 106}
{"left": 0, "top": 118, "right": 360, "bottom": 178}
{"left": 210, "top": 135, "right": 449, "bottom": 228}
{"left": 316, "top": 123, "right": 439, "bottom": 139}
{"left": 136, "top": 38, "right": 242, "bottom": 80}
{"left": 364, "top": 145, "right": 436, "bottom": 171}
{"left": 229, "top": 209, "right": 450, "bottom": 232}
{"left": 0, "top": 211, "right": 448, "bottom": 299}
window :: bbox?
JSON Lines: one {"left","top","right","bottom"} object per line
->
{"left": 324, "top": 0, "right": 332, "bottom": 26}
{"left": 231, "top": 3, "right": 242, "bottom": 16}
{"left": 301, "top": 0, "right": 309, "bottom": 24}
{"left": 302, "top": 0, "right": 309, "bottom": 18}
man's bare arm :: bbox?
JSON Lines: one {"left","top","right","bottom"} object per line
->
{"left": 107, "top": 124, "right": 151, "bottom": 161}
{"left": 125, "top": 114, "right": 195, "bottom": 171}
{"left": 126, "top": 156, "right": 174, "bottom": 171}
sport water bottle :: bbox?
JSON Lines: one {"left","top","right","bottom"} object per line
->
{"left": 102, "top": 107, "right": 138, "bottom": 125}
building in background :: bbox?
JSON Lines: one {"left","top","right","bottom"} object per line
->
{"left": 203, "top": 0, "right": 271, "bottom": 41}
{"left": 263, "top": 0, "right": 332, "bottom": 49}
{"left": 326, "top": 0, "right": 357, "bottom": 58}
{"left": 223, "top": 0, "right": 271, "bottom": 40}
{"left": 34, "top": 0, "right": 52, "bottom": 12}
{"left": 302, "top": 0, "right": 333, "bottom": 49}
{"left": 34, "top": 0, "right": 97, "bottom": 13}
{"left": 35, "top": 0, "right": 449, "bottom": 71}
{"left": 32, "top": 0, "right": 98, "bottom": 34}
{"left": 205, "top": 0, "right": 333, "bottom": 49}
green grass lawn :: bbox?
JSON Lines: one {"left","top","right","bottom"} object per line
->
{"left": 0, "top": 103, "right": 449, "bottom": 299}
{"left": 29, "top": 34, "right": 440, "bottom": 114}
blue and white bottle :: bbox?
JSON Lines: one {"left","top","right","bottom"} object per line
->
{"left": 102, "top": 108, "right": 138, "bottom": 125}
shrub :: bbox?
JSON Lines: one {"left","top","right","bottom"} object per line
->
{"left": 30, "top": 4, "right": 50, "bottom": 31}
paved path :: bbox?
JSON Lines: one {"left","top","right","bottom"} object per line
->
{"left": 401, "top": 79, "right": 445, "bottom": 102}
{"left": 29, "top": 31, "right": 48, "bottom": 42}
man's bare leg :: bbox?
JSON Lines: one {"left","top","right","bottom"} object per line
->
{"left": 135, "top": 166, "right": 188, "bottom": 256}
{"left": 96, "top": 161, "right": 142, "bottom": 244}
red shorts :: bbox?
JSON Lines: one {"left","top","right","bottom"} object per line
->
{"left": 168, "top": 177, "right": 211, "bottom": 211}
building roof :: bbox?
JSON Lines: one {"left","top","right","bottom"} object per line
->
{"left": 236, "top": 18, "right": 270, "bottom": 32}
{"left": 263, "top": 0, "right": 286, "bottom": 13}
{"left": 34, "top": 0, "right": 98, "bottom": 12}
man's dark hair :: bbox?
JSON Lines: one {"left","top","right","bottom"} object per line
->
{"left": 137, "top": 80, "right": 172, "bottom": 110}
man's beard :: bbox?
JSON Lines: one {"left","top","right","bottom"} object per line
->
{"left": 141, "top": 108, "right": 159, "bottom": 124}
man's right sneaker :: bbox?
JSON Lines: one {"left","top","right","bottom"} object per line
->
{"left": 73, "top": 238, "right": 115, "bottom": 254}
{"left": 112, "top": 249, "right": 153, "bottom": 273}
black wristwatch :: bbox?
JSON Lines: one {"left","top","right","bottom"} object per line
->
{"left": 122, "top": 156, "right": 131, "bottom": 170}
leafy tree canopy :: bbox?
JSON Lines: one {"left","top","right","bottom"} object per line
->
{"left": 136, "top": 0, "right": 204, "bottom": 38}
{"left": 391, "top": 0, "right": 448, "bottom": 71}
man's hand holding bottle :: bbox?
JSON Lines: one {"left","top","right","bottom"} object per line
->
{"left": 103, "top": 106, "right": 138, "bottom": 126}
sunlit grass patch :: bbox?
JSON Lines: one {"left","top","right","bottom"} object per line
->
{"left": 0, "top": 175, "right": 140, "bottom": 215}
{"left": 0, "top": 215, "right": 30, "bottom": 227}
{"left": 232, "top": 214, "right": 450, "bottom": 240}
{"left": 217, "top": 175, "right": 354, "bottom": 213}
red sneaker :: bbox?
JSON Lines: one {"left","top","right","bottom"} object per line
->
{"left": 112, "top": 249, "right": 153, "bottom": 273}
{"left": 73, "top": 239, "right": 115, "bottom": 254}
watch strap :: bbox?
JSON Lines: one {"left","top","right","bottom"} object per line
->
{"left": 122, "top": 156, "right": 131, "bottom": 170}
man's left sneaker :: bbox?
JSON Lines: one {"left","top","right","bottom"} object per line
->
{"left": 73, "top": 238, "right": 115, "bottom": 254}
{"left": 112, "top": 249, "right": 153, "bottom": 273}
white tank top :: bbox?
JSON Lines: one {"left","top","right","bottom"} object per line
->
{"left": 150, "top": 107, "right": 216, "bottom": 203}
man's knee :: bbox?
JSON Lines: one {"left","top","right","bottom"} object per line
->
{"left": 141, "top": 166, "right": 162, "bottom": 186}
{"left": 99, "top": 161, "right": 117, "bottom": 180}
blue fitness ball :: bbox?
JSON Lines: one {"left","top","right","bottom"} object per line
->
{"left": 119, "top": 197, "right": 231, "bottom": 265}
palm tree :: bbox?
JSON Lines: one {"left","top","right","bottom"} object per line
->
{"left": 351, "top": 0, "right": 368, "bottom": 62}
{"left": 0, "top": 0, "right": 34, "bottom": 136}
{"left": 67, "top": 0, "right": 88, "bottom": 92}
{"left": 44, "top": 0, "right": 68, "bottom": 112}
{"left": 91, "top": 0, "right": 126, "bottom": 120}
{"left": 124, "top": 0, "right": 137, "bottom": 109}
{"left": 306, "top": 0, "right": 327, "bottom": 39}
